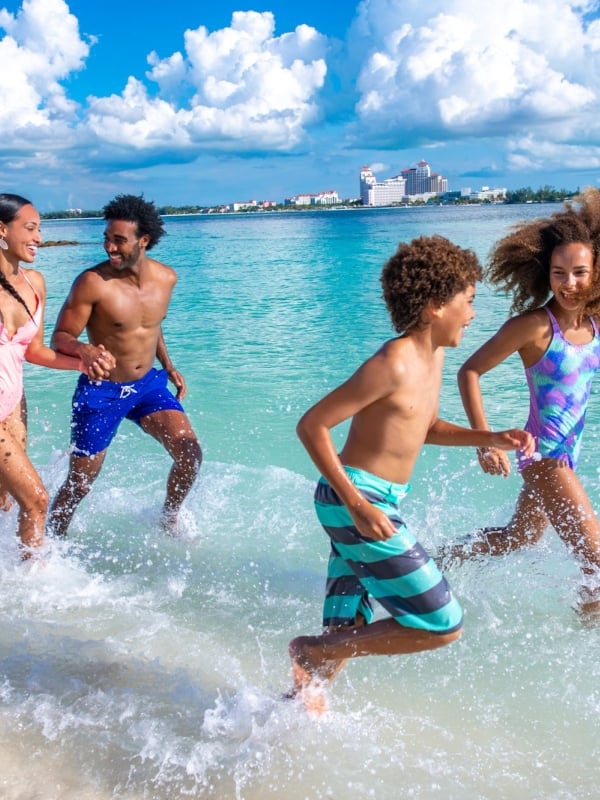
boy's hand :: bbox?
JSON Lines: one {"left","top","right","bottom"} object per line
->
{"left": 349, "top": 501, "right": 396, "bottom": 541}
{"left": 491, "top": 428, "right": 535, "bottom": 455}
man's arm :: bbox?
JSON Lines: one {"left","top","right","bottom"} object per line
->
{"left": 156, "top": 327, "right": 186, "bottom": 400}
{"left": 52, "top": 271, "right": 116, "bottom": 378}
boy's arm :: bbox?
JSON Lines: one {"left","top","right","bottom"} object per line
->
{"left": 297, "top": 353, "right": 399, "bottom": 541}
{"left": 425, "top": 418, "right": 534, "bottom": 455}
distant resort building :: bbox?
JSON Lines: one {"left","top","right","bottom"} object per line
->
{"left": 284, "top": 190, "right": 340, "bottom": 206}
{"left": 459, "top": 186, "right": 507, "bottom": 202}
{"left": 360, "top": 161, "right": 448, "bottom": 206}
{"left": 232, "top": 199, "right": 277, "bottom": 211}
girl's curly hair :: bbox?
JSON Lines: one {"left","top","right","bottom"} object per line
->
{"left": 381, "top": 234, "right": 482, "bottom": 334}
{"left": 488, "top": 188, "right": 600, "bottom": 314}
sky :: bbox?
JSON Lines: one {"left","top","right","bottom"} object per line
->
{"left": 1, "top": 0, "right": 600, "bottom": 211}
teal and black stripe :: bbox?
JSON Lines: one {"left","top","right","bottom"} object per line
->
{"left": 315, "top": 471, "right": 463, "bottom": 634}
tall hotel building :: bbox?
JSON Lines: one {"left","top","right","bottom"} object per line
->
{"left": 360, "top": 166, "right": 406, "bottom": 206}
{"left": 360, "top": 161, "right": 448, "bottom": 206}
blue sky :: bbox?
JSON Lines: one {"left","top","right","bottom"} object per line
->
{"left": 1, "top": 0, "right": 600, "bottom": 211}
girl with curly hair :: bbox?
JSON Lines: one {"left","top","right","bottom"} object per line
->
{"left": 451, "top": 189, "right": 600, "bottom": 611}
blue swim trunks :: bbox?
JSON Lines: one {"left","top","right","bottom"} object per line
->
{"left": 316, "top": 466, "right": 463, "bottom": 634}
{"left": 70, "top": 368, "right": 184, "bottom": 456}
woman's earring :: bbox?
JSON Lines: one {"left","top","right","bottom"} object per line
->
{"left": 0, "top": 237, "right": 7, "bottom": 251}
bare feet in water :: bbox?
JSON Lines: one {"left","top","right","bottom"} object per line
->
{"left": 286, "top": 635, "right": 347, "bottom": 716}
{"left": 0, "top": 490, "right": 13, "bottom": 512}
{"left": 160, "top": 509, "right": 180, "bottom": 537}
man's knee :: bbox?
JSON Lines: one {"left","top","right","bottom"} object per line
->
{"left": 173, "top": 435, "right": 202, "bottom": 473}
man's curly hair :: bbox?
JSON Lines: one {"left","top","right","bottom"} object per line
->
{"left": 381, "top": 235, "right": 482, "bottom": 334}
{"left": 488, "top": 188, "right": 600, "bottom": 314}
{"left": 103, "top": 194, "right": 165, "bottom": 250}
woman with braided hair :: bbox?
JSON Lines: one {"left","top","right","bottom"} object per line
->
{"left": 0, "top": 194, "right": 113, "bottom": 559}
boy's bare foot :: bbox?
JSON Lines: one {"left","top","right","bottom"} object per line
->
{"left": 287, "top": 635, "right": 345, "bottom": 716}
{"left": 287, "top": 636, "right": 326, "bottom": 714}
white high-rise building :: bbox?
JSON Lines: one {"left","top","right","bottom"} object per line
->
{"left": 360, "top": 161, "right": 449, "bottom": 205}
{"left": 360, "top": 166, "right": 406, "bottom": 206}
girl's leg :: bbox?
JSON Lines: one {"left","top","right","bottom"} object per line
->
{"left": 474, "top": 475, "right": 549, "bottom": 555}
{"left": 439, "top": 475, "right": 548, "bottom": 564}
{"left": 0, "top": 404, "right": 48, "bottom": 557}
{"left": 523, "top": 459, "right": 600, "bottom": 575}
{"left": 0, "top": 395, "right": 27, "bottom": 512}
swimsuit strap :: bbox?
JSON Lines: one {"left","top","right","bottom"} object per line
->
{"left": 18, "top": 268, "right": 41, "bottom": 320}
{"left": 543, "top": 305, "right": 562, "bottom": 335}
{"left": 544, "top": 304, "right": 598, "bottom": 341}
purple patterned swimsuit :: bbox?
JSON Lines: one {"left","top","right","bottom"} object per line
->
{"left": 517, "top": 306, "right": 600, "bottom": 472}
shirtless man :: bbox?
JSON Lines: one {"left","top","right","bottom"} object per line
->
{"left": 47, "top": 194, "right": 201, "bottom": 537}
{"left": 287, "top": 235, "right": 534, "bottom": 714}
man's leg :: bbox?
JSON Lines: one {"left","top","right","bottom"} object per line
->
{"left": 47, "top": 451, "right": 107, "bottom": 537}
{"left": 139, "top": 410, "right": 202, "bottom": 532}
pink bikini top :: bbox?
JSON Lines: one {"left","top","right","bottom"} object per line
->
{"left": 0, "top": 270, "right": 42, "bottom": 420}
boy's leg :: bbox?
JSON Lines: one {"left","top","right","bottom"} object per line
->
{"left": 290, "top": 619, "right": 461, "bottom": 688}
{"left": 288, "top": 497, "right": 462, "bottom": 709}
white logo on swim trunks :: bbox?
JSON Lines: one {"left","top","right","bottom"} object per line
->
{"left": 119, "top": 385, "right": 138, "bottom": 400}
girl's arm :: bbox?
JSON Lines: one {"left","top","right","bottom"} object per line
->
{"left": 457, "top": 313, "right": 543, "bottom": 475}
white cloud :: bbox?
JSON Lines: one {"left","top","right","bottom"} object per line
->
{"left": 0, "top": 0, "right": 91, "bottom": 135}
{"left": 507, "top": 136, "right": 600, "bottom": 172}
{"left": 351, "top": 0, "right": 600, "bottom": 149}
{"left": 91, "top": 10, "right": 328, "bottom": 153}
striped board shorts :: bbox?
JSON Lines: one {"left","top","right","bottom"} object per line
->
{"left": 315, "top": 466, "right": 463, "bottom": 634}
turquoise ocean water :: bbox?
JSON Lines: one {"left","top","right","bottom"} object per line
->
{"left": 1, "top": 204, "right": 599, "bottom": 798}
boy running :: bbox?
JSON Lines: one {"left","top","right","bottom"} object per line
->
{"left": 287, "top": 235, "right": 534, "bottom": 713}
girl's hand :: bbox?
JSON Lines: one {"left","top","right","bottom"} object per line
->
{"left": 476, "top": 446, "right": 512, "bottom": 477}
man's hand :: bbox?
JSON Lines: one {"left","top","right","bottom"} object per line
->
{"left": 82, "top": 343, "right": 116, "bottom": 380}
{"left": 167, "top": 367, "right": 187, "bottom": 400}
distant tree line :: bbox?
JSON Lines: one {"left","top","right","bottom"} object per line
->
{"left": 40, "top": 209, "right": 102, "bottom": 219}
{"left": 504, "top": 185, "right": 579, "bottom": 204}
